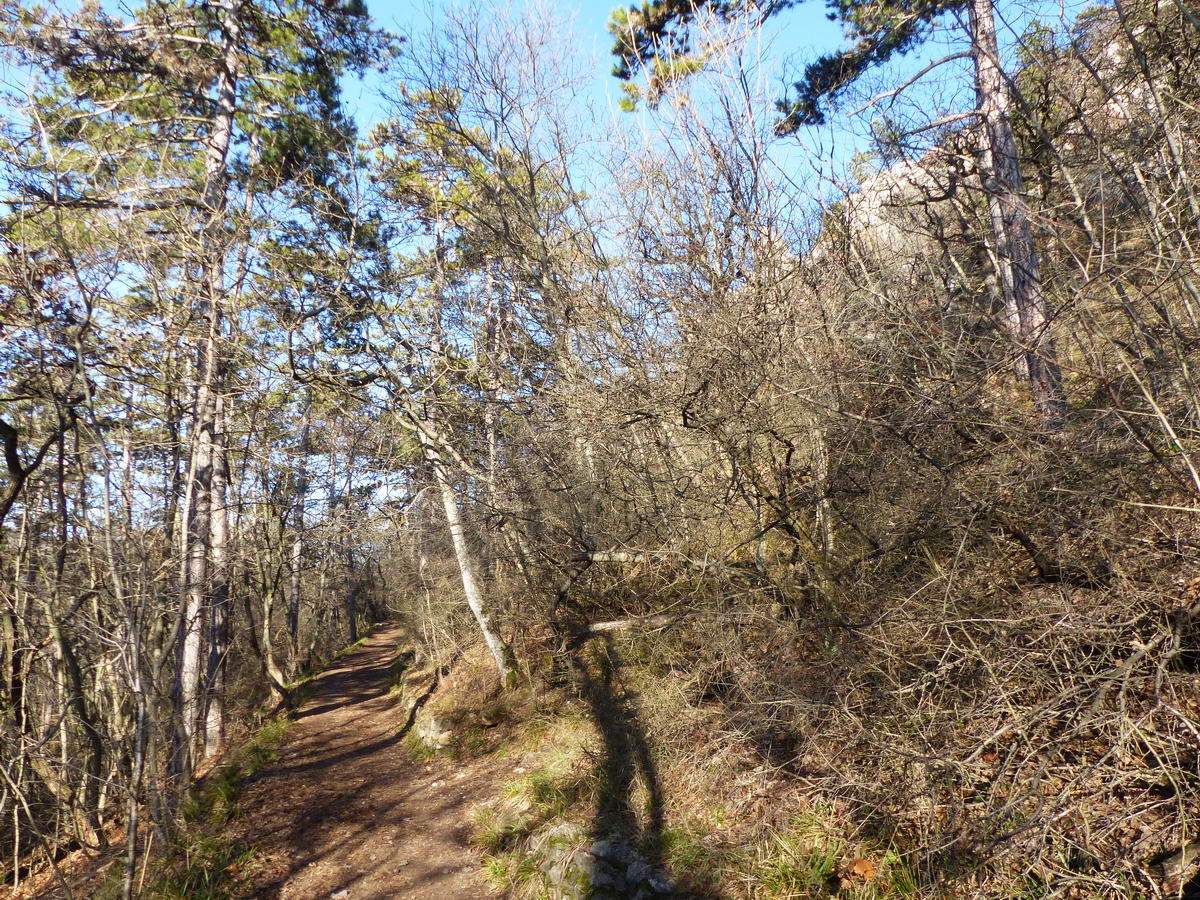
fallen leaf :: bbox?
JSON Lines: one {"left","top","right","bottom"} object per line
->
{"left": 842, "top": 857, "right": 875, "bottom": 881}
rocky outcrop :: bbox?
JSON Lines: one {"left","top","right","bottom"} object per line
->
{"left": 529, "top": 822, "right": 674, "bottom": 899}
{"left": 414, "top": 714, "right": 452, "bottom": 749}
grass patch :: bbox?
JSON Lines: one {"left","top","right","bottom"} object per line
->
{"left": 133, "top": 716, "right": 291, "bottom": 899}
{"left": 470, "top": 768, "right": 593, "bottom": 856}
{"left": 463, "top": 656, "right": 936, "bottom": 899}
{"left": 746, "top": 815, "right": 923, "bottom": 899}
{"left": 652, "top": 822, "right": 743, "bottom": 895}
{"left": 139, "top": 836, "right": 257, "bottom": 900}
{"left": 387, "top": 661, "right": 410, "bottom": 697}
{"left": 754, "top": 828, "right": 841, "bottom": 898}
{"left": 178, "top": 721, "right": 286, "bottom": 827}
{"left": 466, "top": 706, "right": 605, "bottom": 898}
{"left": 481, "top": 849, "right": 542, "bottom": 893}
{"left": 471, "top": 794, "right": 545, "bottom": 857}
{"left": 402, "top": 730, "right": 441, "bottom": 759}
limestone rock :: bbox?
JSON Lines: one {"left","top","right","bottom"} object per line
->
{"left": 415, "top": 714, "right": 452, "bottom": 749}
{"left": 528, "top": 824, "right": 673, "bottom": 899}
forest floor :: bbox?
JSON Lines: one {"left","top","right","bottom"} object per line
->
{"left": 3, "top": 625, "right": 504, "bottom": 900}
{"left": 227, "top": 624, "right": 502, "bottom": 900}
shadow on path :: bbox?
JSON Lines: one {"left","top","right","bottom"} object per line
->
{"left": 570, "top": 636, "right": 730, "bottom": 898}
{"left": 230, "top": 626, "right": 498, "bottom": 900}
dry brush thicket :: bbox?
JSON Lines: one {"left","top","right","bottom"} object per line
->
{"left": 1, "top": 0, "right": 1199, "bottom": 896}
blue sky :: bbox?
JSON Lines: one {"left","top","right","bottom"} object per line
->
{"left": 342, "top": 0, "right": 1091, "bottom": 187}
{"left": 337, "top": 0, "right": 1100, "bottom": 228}
{"left": 363, "top": 0, "right": 848, "bottom": 79}
{"left": 345, "top": 0, "right": 851, "bottom": 135}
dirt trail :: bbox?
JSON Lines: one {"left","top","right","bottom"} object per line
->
{"left": 232, "top": 626, "right": 502, "bottom": 900}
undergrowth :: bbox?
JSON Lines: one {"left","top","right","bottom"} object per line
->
{"left": 459, "top": 634, "right": 1143, "bottom": 900}
{"left": 96, "top": 716, "right": 291, "bottom": 900}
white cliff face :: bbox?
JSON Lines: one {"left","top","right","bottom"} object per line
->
{"left": 811, "top": 1, "right": 1171, "bottom": 272}
{"left": 809, "top": 144, "right": 975, "bottom": 283}
{"left": 842, "top": 157, "right": 958, "bottom": 258}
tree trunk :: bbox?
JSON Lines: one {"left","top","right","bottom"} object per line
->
{"left": 344, "top": 447, "right": 358, "bottom": 644}
{"left": 288, "top": 386, "right": 311, "bottom": 665}
{"left": 176, "top": 339, "right": 213, "bottom": 777}
{"left": 260, "top": 584, "right": 289, "bottom": 704}
{"left": 483, "top": 263, "right": 501, "bottom": 577}
{"left": 174, "top": 0, "right": 241, "bottom": 782}
{"left": 204, "top": 391, "right": 230, "bottom": 758}
{"left": 969, "top": 0, "right": 1066, "bottom": 424}
{"left": 418, "top": 426, "right": 517, "bottom": 685}
{"left": 423, "top": 208, "right": 517, "bottom": 685}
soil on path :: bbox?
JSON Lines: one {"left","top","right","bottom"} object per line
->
{"left": 232, "top": 626, "right": 502, "bottom": 900}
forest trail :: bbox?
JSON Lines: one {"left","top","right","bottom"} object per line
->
{"left": 230, "top": 625, "right": 501, "bottom": 900}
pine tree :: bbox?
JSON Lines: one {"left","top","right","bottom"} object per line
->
{"left": 2, "top": 0, "right": 389, "bottom": 787}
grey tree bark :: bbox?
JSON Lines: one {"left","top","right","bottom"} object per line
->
{"left": 288, "top": 387, "right": 311, "bottom": 669}
{"left": 969, "top": 0, "right": 1067, "bottom": 423}
{"left": 417, "top": 211, "right": 517, "bottom": 685}
{"left": 204, "top": 391, "right": 230, "bottom": 758}
{"left": 416, "top": 424, "right": 517, "bottom": 684}
{"left": 174, "top": 0, "right": 241, "bottom": 782}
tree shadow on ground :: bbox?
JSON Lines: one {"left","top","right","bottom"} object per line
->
{"left": 570, "top": 638, "right": 670, "bottom": 884}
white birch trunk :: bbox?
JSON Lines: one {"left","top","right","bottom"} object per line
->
{"left": 421, "top": 210, "right": 515, "bottom": 684}
{"left": 287, "top": 389, "right": 311, "bottom": 667}
{"left": 204, "top": 391, "right": 230, "bottom": 758}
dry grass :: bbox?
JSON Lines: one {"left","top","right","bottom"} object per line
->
{"left": 424, "top": 526, "right": 1199, "bottom": 898}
